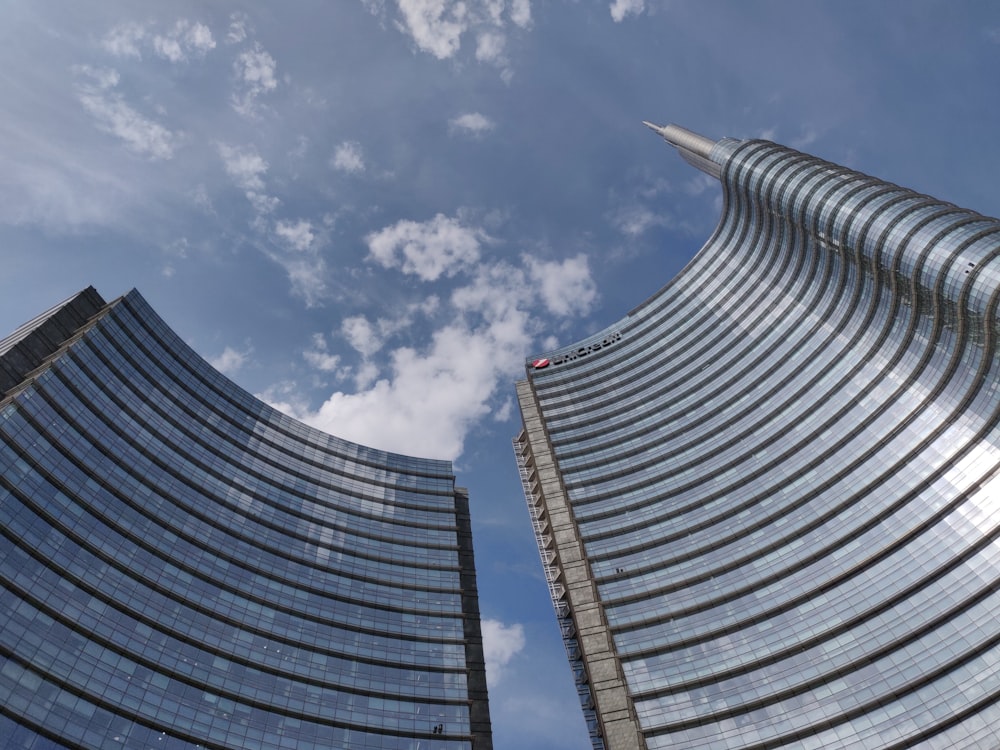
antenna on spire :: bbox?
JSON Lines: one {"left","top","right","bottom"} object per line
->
{"left": 642, "top": 121, "right": 667, "bottom": 137}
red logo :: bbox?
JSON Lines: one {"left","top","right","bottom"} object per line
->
{"left": 532, "top": 358, "right": 550, "bottom": 369}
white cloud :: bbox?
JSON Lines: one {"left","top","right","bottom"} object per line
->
{"left": 102, "top": 19, "right": 214, "bottom": 62}
{"left": 610, "top": 0, "right": 646, "bottom": 22}
{"left": 152, "top": 20, "right": 215, "bottom": 63}
{"left": 526, "top": 254, "right": 598, "bottom": 318}
{"left": 342, "top": 315, "right": 383, "bottom": 358}
{"left": 510, "top": 0, "right": 532, "bottom": 28}
{"left": 341, "top": 297, "right": 440, "bottom": 358}
{"left": 482, "top": 619, "right": 526, "bottom": 687}
{"left": 476, "top": 31, "right": 505, "bottom": 63}
{"left": 288, "top": 258, "right": 539, "bottom": 459}
{"left": 209, "top": 344, "right": 252, "bottom": 375}
{"left": 395, "top": 0, "right": 469, "bottom": 59}
{"left": 449, "top": 112, "right": 496, "bottom": 136}
{"left": 387, "top": 0, "right": 531, "bottom": 78}
{"left": 480, "top": 0, "right": 505, "bottom": 25}
{"left": 353, "top": 360, "right": 380, "bottom": 389}
{"left": 275, "top": 219, "right": 315, "bottom": 251}
{"left": 338, "top": 316, "right": 384, "bottom": 388}
{"left": 73, "top": 66, "right": 178, "bottom": 160}
{"left": 367, "top": 213, "right": 483, "bottom": 281}
{"left": 217, "top": 143, "right": 268, "bottom": 191}
{"left": 303, "top": 333, "right": 342, "bottom": 372}
{"left": 232, "top": 43, "right": 278, "bottom": 116}
{"left": 270, "top": 218, "right": 597, "bottom": 459}
{"left": 331, "top": 141, "right": 365, "bottom": 173}
{"left": 300, "top": 319, "right": 519, "bottom": 459}
{"left": 474, "top": 30, "right": 512, "bottom": 79}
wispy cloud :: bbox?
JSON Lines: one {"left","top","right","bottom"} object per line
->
{"left": 790, "top": 128, "right": 820, "bottom": 150}
{"left": 605, "top": 167, "right": 704, "bottom": 238}
{"left": 73, "top": 66, "right": 179, "bottom": 160}
{"left": 226, "top": 12, "right": 250, "bottom": 45}
{"left": 275, "top": 251, "right": 328, "bottom": 306}
{"left": 216, "top": 144, "right": 328, "bottom": 305}
{"left": 101, "top": 22, "right": 146, "bottom": 58}
{"left": 610, "top": 204, "right": 671, "bottom": 237}
{"left": 160, "top": 237, "right": 190, "bottom": 278}
{"left": 209, "top": 344, "right": 252, "bottom": 375}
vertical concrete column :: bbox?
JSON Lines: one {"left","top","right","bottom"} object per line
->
{"left": 516, "top": 380, "right": 645, "bottom": 750}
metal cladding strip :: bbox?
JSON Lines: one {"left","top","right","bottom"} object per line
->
{"left": 519, "top": 127, "right": 1000, "bottom": 749}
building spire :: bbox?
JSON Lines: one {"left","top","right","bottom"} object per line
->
{"left": 644, "top": 121, "right": 722, "bottom": 179}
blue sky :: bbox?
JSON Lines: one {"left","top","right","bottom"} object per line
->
{"left": 2, "top": 2, "right": 1000, "bottom": 748}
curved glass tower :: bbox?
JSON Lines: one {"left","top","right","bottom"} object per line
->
{"left": 0, "top": 288, "right": 492, "bottom": 749}
{"left": 515, "top": 125, "right": 1000, "bottom": 749}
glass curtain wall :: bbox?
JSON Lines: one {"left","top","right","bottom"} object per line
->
{"left": 0, "top": 289, "right": 492, "bottom": 750}
{"left": 517, "top": 131, "right": 1000, "bottom": 750}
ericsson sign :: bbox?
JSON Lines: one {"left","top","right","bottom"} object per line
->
{"left": 531, "top": 331, "right": 623, "bottom": 369}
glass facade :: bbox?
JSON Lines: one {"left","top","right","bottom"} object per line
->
{"left": 515, "top": 128, "right": 1000, "bottom": 749}
{"left": 0, "top": 289, "right": 492, "bottom": 750}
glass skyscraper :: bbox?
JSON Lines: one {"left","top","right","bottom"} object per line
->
{"left": 515, "top": 124, "right": 1000, "bottom": 749}
{"left": 0, "top": 288, "right": 492, "bottom": 749}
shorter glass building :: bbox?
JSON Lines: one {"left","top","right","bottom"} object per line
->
{"left": 0, "top": 287, "right": 492, "bottom": 750}
{"left": 516, "top": 125, "right": 1000, "bottom": 749}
